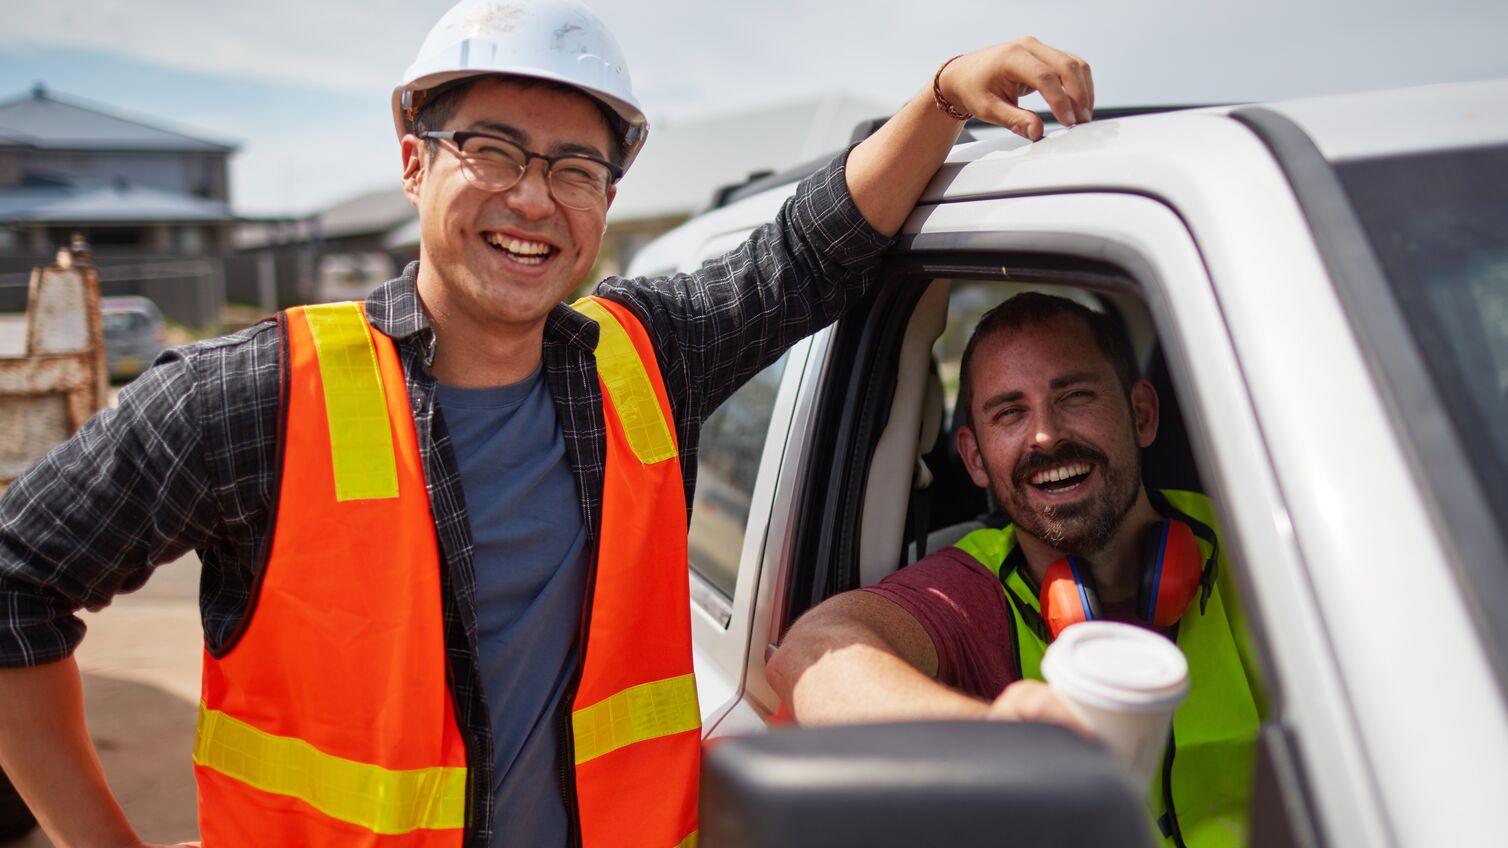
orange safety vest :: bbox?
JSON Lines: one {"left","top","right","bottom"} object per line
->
{"left": 192, "top": 298, "right": 700, "bottom": 847}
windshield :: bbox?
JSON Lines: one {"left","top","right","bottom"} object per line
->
{"left": 1335, "top": 144, "right": 1508, "bottom": 543}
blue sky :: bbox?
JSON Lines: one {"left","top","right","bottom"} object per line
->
{"left": 4, "top": 0, "right": 1505, "bottom": 216}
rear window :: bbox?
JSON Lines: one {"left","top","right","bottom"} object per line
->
{"left": 1334, "top": 144, "right": 1508, "bottom": 544}
{"left": 103, "top": 311, "right": 151, "bottom": 334}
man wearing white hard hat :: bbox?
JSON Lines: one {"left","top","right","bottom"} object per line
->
{"left": 0, "top": 0, "right": 1094, "bottom": 845}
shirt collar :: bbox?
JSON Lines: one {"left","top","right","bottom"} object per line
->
{"left": 365, "top": 262, "right": 429, "bottom": 338}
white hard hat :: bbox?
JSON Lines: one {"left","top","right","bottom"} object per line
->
{"left": 394, "top": 0, "right": 649, "bottom": 171}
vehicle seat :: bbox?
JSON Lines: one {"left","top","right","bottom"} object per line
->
{"left": 923, "top": 393, "right": 1006, "bottom": 556}
{"left": 1139, "top": 345, "right": 1206, "bottom": 494}
{"left": 902, "top": 370, "right": 944, "bottom": 564}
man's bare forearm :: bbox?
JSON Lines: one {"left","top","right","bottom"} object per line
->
{"left": 768, "top": 592, "right": 1095, "bottom": 733}
{"left": 0, "top": 658, "right": 140, "bottom": 847}
{"left": 767, "top": 592, "right": 989, "bottom": 725}
{"left": 844, "top": 87, "right": 967, "bottom": 238}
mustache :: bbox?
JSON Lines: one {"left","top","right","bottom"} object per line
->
{"left": 1012, "top": 442, "right": 1108, "bottom": 486}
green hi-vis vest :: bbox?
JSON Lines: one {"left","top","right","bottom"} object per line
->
{"left": 953, "top": 490, "right": 1262, "bottom": 848}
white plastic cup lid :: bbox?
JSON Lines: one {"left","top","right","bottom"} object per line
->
{"left": 1040, "top": 621, "right": 1189, "bottom": 713}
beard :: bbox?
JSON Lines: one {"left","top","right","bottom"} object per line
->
{"left": 993, "top": 440, "right": 1142, "bottom": 557}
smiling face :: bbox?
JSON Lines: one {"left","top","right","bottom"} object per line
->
{"left": 401, "top": 76, "right": 616, "bottom": 334}
{"left": 957, "top": 313, "right": 1159, "bottom": 557}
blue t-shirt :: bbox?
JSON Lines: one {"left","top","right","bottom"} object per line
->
{"left": 437, "top": 364, "right": 588, "bottom": 848}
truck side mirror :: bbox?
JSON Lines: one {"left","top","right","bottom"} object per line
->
{"left": 701, "top": 720, "right": 1156, "bottom": 848}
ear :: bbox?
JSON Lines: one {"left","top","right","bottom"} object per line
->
{"left": 1130, "top": 377, "right": 1159, "bottom": 449}
{"left": 604, "top": 184, "right": 617, "bottom": 212}
{"left": 400, "top": 134, "right": 426, "bottom": 206}
{"left": 956, "top": 425, "right": 992, "bottom": 488}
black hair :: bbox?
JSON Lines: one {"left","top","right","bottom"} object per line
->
{"left": 409, "top": 75, "right": 627, "bottom": 168}
{"left": 956, "top": 292, "right": 1139, "bottom": 430}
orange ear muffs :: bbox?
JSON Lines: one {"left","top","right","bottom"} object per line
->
{"left": 1137, "top": 519, "right": 1203, "bottom": 628}
{"left": 1040, "top": 556, "right": 1102, "bottom": 640}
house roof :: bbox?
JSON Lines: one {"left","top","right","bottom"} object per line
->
{"left": 0, "top": 85, "right": 236, "bottom": 153}
{"left": 383, "top": 214, "right": 421, "bottom": 252}
{"left": 234, "top": 185, "right": 416, "bottom": 250}
{"left": 0, "top": 181, "right": 236, "bottom": 224}
{"left": 317, "top": 186, "right": 416, "bottom": 241}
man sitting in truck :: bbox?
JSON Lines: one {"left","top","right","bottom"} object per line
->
{"left": 768, "top": 292, "right": 1264, "bottom": 848}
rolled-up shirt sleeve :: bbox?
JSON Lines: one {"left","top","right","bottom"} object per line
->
{"left": 0, "top": 347, "right": 216, "bottom": 667}
{"left": 861, "top": 548, "right": 1019, "bottom": 700}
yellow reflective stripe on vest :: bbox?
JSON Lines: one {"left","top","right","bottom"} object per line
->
{"left": 572, "top": 298, "right": 677, "bottom": 465}
{"left": 194, "top": 705, "right": 465, "bottom": 834}
{"left": 675, "top": 830, "right": 699, "bottom": 848}
{"left": 571, "top": 673, "right": 700, "bottom": 765}
{"left": 303, "top": 302, "right": 399, "bottom": 501}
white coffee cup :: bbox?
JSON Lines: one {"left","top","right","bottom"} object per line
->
{"left": 1039, "top": 621, "right": 1190, "bottom": 791}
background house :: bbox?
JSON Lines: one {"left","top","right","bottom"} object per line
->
{"left": 0, "top": 84, "right": 238, "bottom": 329}
{"left": 0, "top": 87, "right": 890, "bottom": 325}
{"left": 232, "top": 187, "right": 417, "bottom": 309}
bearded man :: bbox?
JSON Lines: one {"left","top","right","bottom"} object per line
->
{"left": 768, "top": 292, "right": 1264, "bottom": 848}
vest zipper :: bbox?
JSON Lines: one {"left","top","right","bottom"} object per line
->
{"left": 558, "top": 690, "right": 581, "bottom": 847}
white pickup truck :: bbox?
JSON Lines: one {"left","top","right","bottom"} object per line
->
{"left": 628, "top": 80, "right": 1508, "bottom": 847}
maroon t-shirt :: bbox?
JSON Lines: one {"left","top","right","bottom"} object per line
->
{"left": 863, "top": 546, "right": 1142, "bottom": 700}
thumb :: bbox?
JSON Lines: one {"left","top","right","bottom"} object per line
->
{"left": 988, "top": 680, "right": 1093, "bottom": 737}
{"left": 974, "top": 100, "right": 1042, "bottom": 141}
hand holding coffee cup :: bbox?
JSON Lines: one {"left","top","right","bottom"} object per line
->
{"left": 987, "top": 679, "right": 1093, "bottom": 736}
{"left": 1038, "top": 621, "right": 1190, "bottom": 790}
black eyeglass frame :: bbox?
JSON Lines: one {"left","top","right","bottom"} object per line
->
{"left": 417, "top": 130, "right": 624, "bottom": 194}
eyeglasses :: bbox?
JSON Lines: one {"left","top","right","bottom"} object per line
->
{"left": 418, "top": 130, "right": 623, "bottom": 211}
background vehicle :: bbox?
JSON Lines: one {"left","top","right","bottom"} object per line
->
{"left": 100, "top": 295, "right": 166, "bottom": 382}
{"left": 631, "top": 80, "right": 1508, "bottom": 846}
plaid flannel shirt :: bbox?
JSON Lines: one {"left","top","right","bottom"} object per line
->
{"left": 0, "top": 151, "right": 891, "bottom": 844}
